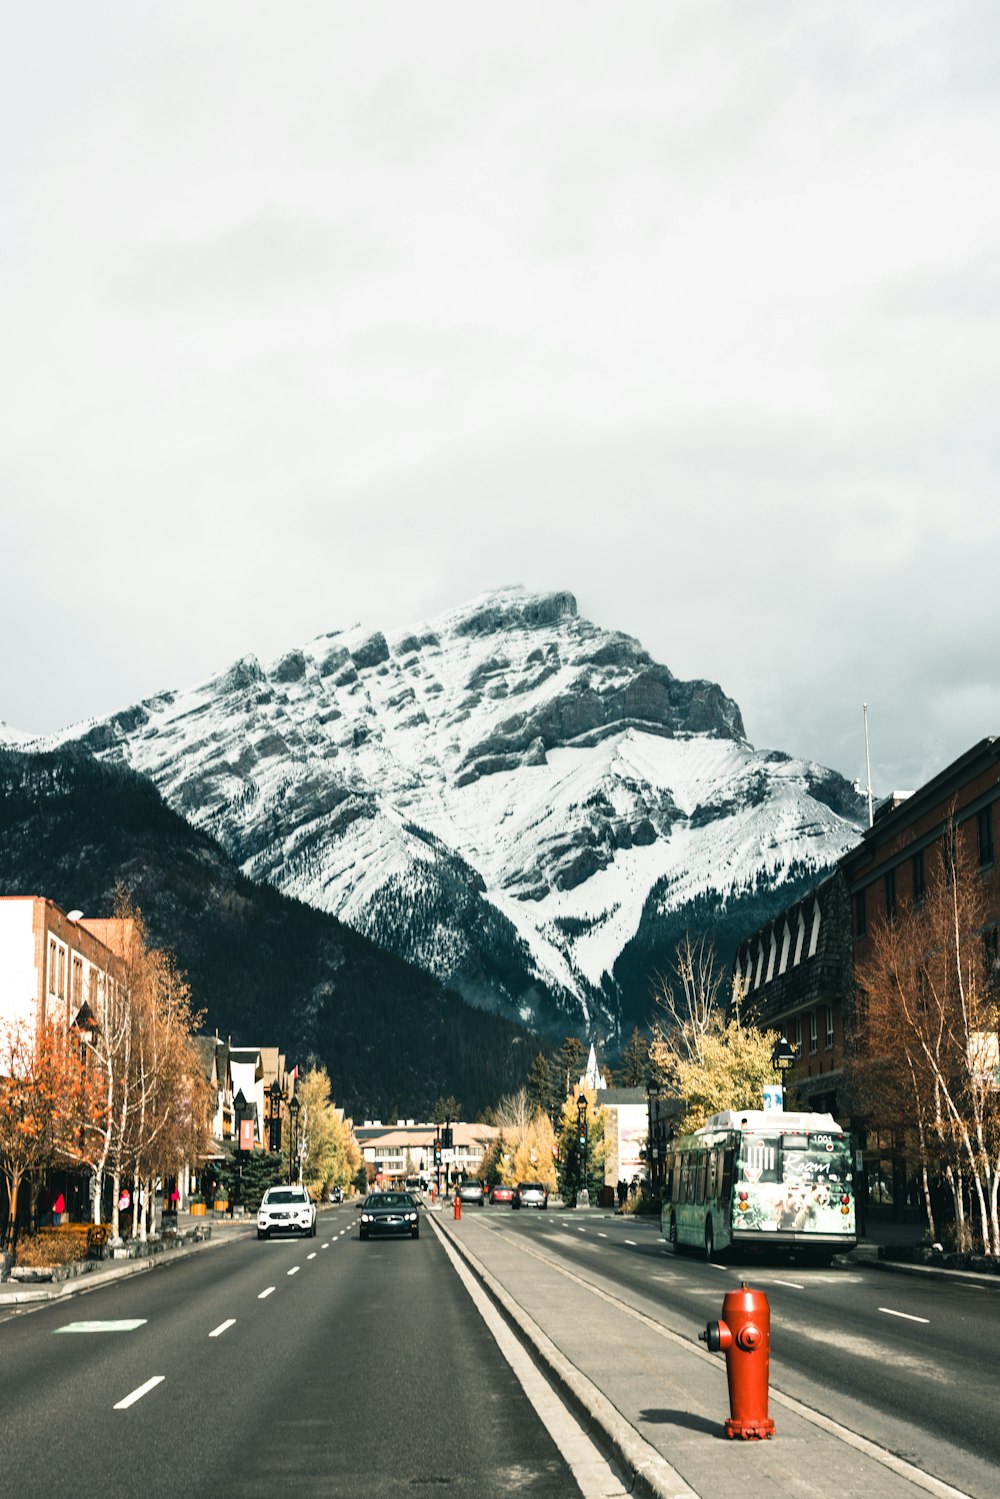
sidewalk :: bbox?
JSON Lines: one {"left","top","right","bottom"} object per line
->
{"left": 434, "top": 1210, "right": 966, "bottom": 1499}
{"left": 0, "top": 1214, "right": 255, "bottom": 1307}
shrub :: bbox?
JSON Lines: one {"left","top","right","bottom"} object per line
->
{"left": 15, "top": 1226, "right": 90, "bottom": 1268}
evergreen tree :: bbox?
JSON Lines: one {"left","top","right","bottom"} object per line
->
{"left": 617, "top": 1026, "right": 650, "bottom": 1087}
{"left": 553, "top": 1037, "right": 586, "bottom": 1114}
{"left": 526, "top": 1052, "right": 554, "bottom": 1118}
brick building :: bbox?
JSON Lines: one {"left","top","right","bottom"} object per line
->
{"left": 733, "top": 870, "right": 854, "bottom": 1119}
{"left": 0, "top": 896, "right": 123, "bottom": 1036}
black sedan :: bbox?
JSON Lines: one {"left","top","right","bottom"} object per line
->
{"left": 359, "top": 1191, "right": 421, "bottom": 1240}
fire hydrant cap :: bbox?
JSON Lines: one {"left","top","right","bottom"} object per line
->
{"left": 735, "top": 1322, "right": 761, "bottom": 1351}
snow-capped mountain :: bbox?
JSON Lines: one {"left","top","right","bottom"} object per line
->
{"left": 21, "top": 588, "right": 866, "bottom": 1037}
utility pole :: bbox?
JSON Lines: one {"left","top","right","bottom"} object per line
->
{"left": 863, "top": 703, "right": 874, "bottom": 829}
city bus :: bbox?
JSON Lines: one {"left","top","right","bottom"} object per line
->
{"left": 661, "top": 1109, "right": 857, "bottom": 1261}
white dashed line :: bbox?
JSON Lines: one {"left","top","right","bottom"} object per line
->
{"left": 773, "top": 1280, "right": 805, "bottom": 1290}
{"left": 209, "top": 1320, "right": 235, "bottom": 1338}
{"left": 597, "top": 1232, "right": 607, "bottom": 1238}
{"left": 307, "top": 1252, "right": 316, "bottom": 1260}
{"left": 625, "top": 1240, "right": 637, "bottom": 1246}
{"left": 287, "top": 1266, "right": 300, "bottom": 1276}
{"left": 709, "top": 1264, "right": 728, "bottom": 1271}
{"left": 114, "top": 1376, "right": 164, "bottom": 1410}
{"left": 879, "top": 1307, "right": 929, "bottom": 1324}
{"left": 322, "top": 1242, "right": 329, "bottom": 1249}
{"left": 258, "top": 1287, "right": 275, "bottom": 1299}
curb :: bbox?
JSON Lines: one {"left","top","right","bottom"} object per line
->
{"left": 431, "top": 1213, "right": 699, "bottom": 1499}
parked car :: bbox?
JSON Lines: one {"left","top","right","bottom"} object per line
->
{"left": 360, "top": 1191, "right": 420, "bottom": 1240}
{"left": 489, "top": 1184, "right": 514, "bottom": 1205}
{"left": 328, "top": 1185, "right": 343, "bottom": 1203}
{"left": 512, "top": 1182, "right": 548, "bottom": 1210}
{"left": 456, "top": 1181, "right": 485, "bottom": 1207}
{"left": 257, "top": 1185, "right": 317, "bottom": 1239}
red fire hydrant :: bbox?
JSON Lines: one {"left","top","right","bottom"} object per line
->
{"left": 453, "top": 1194, "right": 462, "bottom": 1221}
{"left": 699, "top": 1283, "right": 775, "bottom": 1439}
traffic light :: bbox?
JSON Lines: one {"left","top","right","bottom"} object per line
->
{"left": 441, "top": 1127, "right": 453, "bottom": 1150}
{"left": 433, "top": 1140, "right": 442, "bottom": 1166}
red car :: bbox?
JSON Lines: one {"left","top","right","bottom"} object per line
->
{"left": 489, "top": 1184, "right": 514, "bottom": 1205}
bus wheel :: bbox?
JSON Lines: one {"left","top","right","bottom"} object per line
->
{"left": 704, "top": 1220, "right": 714, "bottom": 1262}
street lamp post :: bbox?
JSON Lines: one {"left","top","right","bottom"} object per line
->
{"left": 268, "top": 1079, "right": 283, "bottom": 1152}
{"left": 233, "top": 1088, "right": 248, "bottom": 1214}
{"left": 288, "top": 1094, "right": 300, "bottom": 1184}
{"left": 576, "top": 1094, "right": 589, "bottom": 1208}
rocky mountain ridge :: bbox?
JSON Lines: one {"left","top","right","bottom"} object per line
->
{"left": 11, "top": 587, "right": 867, "bottom": 1037}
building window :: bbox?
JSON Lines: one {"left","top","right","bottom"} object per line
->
{"left": 793, "top": 910, "right": 806, "bottom": 965}
{"left": 984, "top": 927, "right": 1000, "bottom": 995}
{"left": 808, "top": 900, "right": 821, "bottom": 958}
{"left": 808, "top": 1011, "right": 818, "bottom": 1054}
{"left": 72, "top": 955, "right": 83, "bottom": 1007}
{"left": 792, "top": 1017, "right": 802, "bottom": 1051}
{"left": 48, "top": 940, "right": 57, "bottom": 994}
{"left": 825, "top": 1005, "right": 834, "bottom": 1050}
{"left": 978, "top": 805, "right": 994, "bottom": 869}
{"left": 778, "top": 922, "right": 791, "bottom": 975}
{"left": 753, "top": 942, "right": 764, "bottom": 989}
{"left": 57, "top": 947, "right": 66, "bottom": 999}
{"left": 765, "top": 931, "right": 777, "bottom": 983}
{"left": 912, "top": 849, "right": 925, "bottom": 904}
{"left": 884, "top": 869, "right": 896, "bottom": 923}
{"left": 854, "top": 890, "right": 867, "bottom": 937}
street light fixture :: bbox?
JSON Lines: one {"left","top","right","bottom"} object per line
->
{"left": 770, "top": 1035, "right": 798, "bottom": 1110}
{"left": 288, "top": 1094, "right": 300, "bottom": 1184}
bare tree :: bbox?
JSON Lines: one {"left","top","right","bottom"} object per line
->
{"left": 851, "top": 820, "right": 1000, "bottom": 1253}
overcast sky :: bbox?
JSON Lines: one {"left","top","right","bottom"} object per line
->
{"left": 3, "top": 3, "right": 998, "bottom": 794}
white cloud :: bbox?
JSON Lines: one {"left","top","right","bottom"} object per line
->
{"left": 2, "top": 2, "right": 997, "bottom": 794}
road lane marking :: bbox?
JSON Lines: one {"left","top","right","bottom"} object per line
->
{"left": 322, "top": 1242, "right": 329, "bottom": 1248}
{"left": 577, "top": 1227, "right": 586, "bottom": 1233}
{"left": 597, "top": 1232, "right": 607, "bottom": 1238}
{"left": 55, "top": 1320, "right": 146, "bottom": 1334}
{"left": 307, "top": 1252, "right": 316, "bottom": 1260}
{"left": 879, "top": 1307, "right": 930, "bottom": 1324}
{"left": 209, "top": 1320, "right": 235, "bottom": 1338}
{"left": 431, "top": 1218, "right": 631, "bottom": 1498}
{"left": 624, "top": 1240, "right": 637, "bottom": 1246}
{"left": 287, "top": 1266, "right": 300, "bottom": 1276}
{"left": 772, "top": 1280, "right": 805, "bottom": 1290}
{"left": 258, "top": 1287, "right": 275, "bottom": 1299}
{"left": 114, "top": 1376, "right": 164, "bottom": 1410}
{"left": 709, "top": 1263, "right": 728, "bottom": 1271}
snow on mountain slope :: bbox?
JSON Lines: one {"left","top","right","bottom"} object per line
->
{"left": 29, "top": 587, "right": 865, "bottom": 1036}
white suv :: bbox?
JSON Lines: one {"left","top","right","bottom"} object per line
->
{"left": 257, "top": 1185, "right": 317, "bottom": 1239}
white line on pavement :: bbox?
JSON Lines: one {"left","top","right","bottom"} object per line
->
{"left": 430, "top": 1219, "right": 629, "bottom": 1498}
{"left": 322, "top": 1242, "right": 329, "bottom": 1248}
{"left": 114, "top": 1376, "right": 164, "bottom": 1410}
{"left": 209, "top": 1320, "right": 235, "bottom": 1338}
{"left": 597, "top": 1232, "right": 607, "bottom": 1238}
{"left": 307, "top": 1252, "right": 316, "bottom": 1260}
{"left": 287, "top": 1266, "right": 300, "bottom": 1276}
{"left": 258, "top": 1287, "right": 275, "bottom": 1299}
{"left": 772, "top": 1280, "right": 804, "bottom": 1290}
{"left": 879, "top": 1307, "right": 930, "bottom": 1324}
{"left": 624, "top": 1240, "right": 636, "bottom": 1246}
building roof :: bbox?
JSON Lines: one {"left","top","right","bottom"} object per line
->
{"left": 600, "top": 1088, "right": 648, "bottom": 1107}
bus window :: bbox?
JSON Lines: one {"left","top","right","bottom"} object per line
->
{"left": 663, "top": 1154, "right": 676, "bottom": 1204}
{"left": 738, "top": 1135, "right": 779, "bottom": 1184}
{"left": 720, "top": 1149, "right": 734, "bottom": 1204}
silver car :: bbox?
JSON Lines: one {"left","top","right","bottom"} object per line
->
{"left": 512, "top": 1181, "right": 548, "bottom": 1210}
{"left": 257, "top": 1185, "right": 317, "bottom": 1238}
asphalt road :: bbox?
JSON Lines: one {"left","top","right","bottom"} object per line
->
{"left": 0, "top": 1206, "right": 590, "bottom": 1499}
{"left": 473, "top": 1206, "right": 1000, "bottom": 1498}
